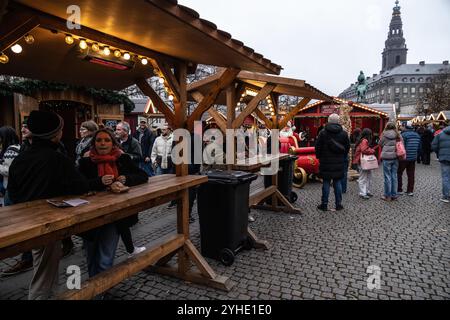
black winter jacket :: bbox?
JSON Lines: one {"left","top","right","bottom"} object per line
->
{"left": 133, "top": 128, "right": 156, "bottom": 159}
{"left": 8, "top": 139, "right": 89, "bottom": 204}
{"left": 120, "top": 135, "right": 143, "bottom": 165}
{"left": 315, "top": 123, "right": 350, "bottom": 179}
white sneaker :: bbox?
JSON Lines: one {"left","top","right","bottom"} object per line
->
{"left": 128, "top": 246, "right": 146, "bottom": 258}
{"left": 439, "top": 198, "right": 450, "bottom": 203}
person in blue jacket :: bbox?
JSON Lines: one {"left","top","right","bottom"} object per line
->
{"left": 397, "top": 121, "right": 421, "bottom": 196}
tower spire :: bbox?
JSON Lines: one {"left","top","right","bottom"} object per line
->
{"left": 381, "top": 0, "right": 408, "bottom": 72}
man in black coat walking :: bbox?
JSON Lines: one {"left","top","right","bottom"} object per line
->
{"left": 133, "top": 120, "right": 156, "bottom": 176}
{"left": 315, "top": 113, "right": 350, "bottom": 211}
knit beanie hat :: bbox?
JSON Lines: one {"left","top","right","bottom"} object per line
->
{"left": 28, "top": 110, "right": 64, "bottom": 140}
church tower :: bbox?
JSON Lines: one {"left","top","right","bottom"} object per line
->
{"left": 381, "top": 0, "right": 408, "bottom": 72}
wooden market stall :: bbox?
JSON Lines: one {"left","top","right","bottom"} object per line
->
{"left": 294, "top": 97, "right": 390, "bottom": 146}
{"left": 0, "top": 0, "right": 282, "bottom": 299}
{"left": 186, "top": 70, "right": 331, "bottom": 215}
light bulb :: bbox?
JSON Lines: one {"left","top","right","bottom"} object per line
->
{"left": 24, "top": 34, "right": 35, "bottom": 44}
{"left": 11, "top": 44, "right": 22, "bottom": 53}
{"left": 158, "top": 77, "right": 165, "bottom": 84}
{"left": 114, "top": 50, "right": 121, "bottom": 58}
{"left": 0, "top": 53, "right": 9, "bottom": 64}
{"left": 91, "top": 43, "right": 100, "bottom": 51}
{"left": 141, "top": 57, "right": 148, "bottom": 65}
{"left": 103, "top": 46, "right": 110, "bottom": 55}
{"left": 168, "top": 95, "right": 174, "bottom": 101}
{"left": 65, "top": 35, "right": 74, "bottom": 45}
{"left": 271, "top": 112, "right": 275, "bottom": 116}
{"left": 123, "top": 52, "right": 131, "bottom": 60}
{"left": 79, "top": 39, "right": 88, "bottom": 50}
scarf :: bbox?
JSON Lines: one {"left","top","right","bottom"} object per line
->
{"left": 89, "top": 147, "right": 123, "bottom": 178}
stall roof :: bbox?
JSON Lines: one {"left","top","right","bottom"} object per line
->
{"left": 187, "top": 70, "right": 332, "bottom": 104}
{"left": 295, "top": 97, "right": 389, "bottom": 117}
{"left": 0, "top": 0, "right": 281, "bottom": 90}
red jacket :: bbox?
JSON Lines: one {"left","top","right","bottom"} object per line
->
{"left": 353, "top": 138, "right": 376, "bottom": 164}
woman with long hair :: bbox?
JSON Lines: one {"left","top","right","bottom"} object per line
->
{"left": 75, "top": 120, "right": 99, "bottom": 166}
{"left": 379, "top": 122, "right": 402, "bottom": 201}
{"left": 78, "top": 128, "right": 148, "bottom": 277}
{"left": 352, "top": 128, "right": 377, "bottom": 199}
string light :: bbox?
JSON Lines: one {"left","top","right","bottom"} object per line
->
{"left": 24, "top": 34, "right": 35, "bottom": 44}
{"left": 114, "top": 50, "right": 121, "bottom": 58}
{"left": 11, "top": 44, "right": 22, "bottom": 53}
{"left": 79, "top": 39, "right": 88, "bottom": 50}
{"left": 0, "top": 53, "right": 9, "bottom": 64}
{"left": 65, "top": 35, "right": 74, "bottom": 45}
{"left": 141, "top": 57, "right": 148, "bottom": 65}
{"left": 103, "top": 46, "right": 110, "bottom": 55}
{"left": 158, "top": 77, "right": 165, "bottom": 84}
{"left": 168, "top": 95, "right": 174, "bottom": 101}
{"left": 123, "top": 52, "right": 131, "bottom": 60}
{"left": 91, "top": 43, "right": 100, "bottom": 51}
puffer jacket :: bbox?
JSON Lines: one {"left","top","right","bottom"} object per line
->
{"left": 432, "top": 126, "right": 450, "bottom": 163}
{"left": 379, "top": 130, "right": 400, "bottom": 160}
{"left": 401, "top": 128, "right": 421, "bottom": 161}
{"left": 315, "top": 123, "right": 350, "bottom": 179}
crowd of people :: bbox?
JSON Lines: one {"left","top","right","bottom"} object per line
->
{"left": 314, "top": 113, "right": 450, "bottom": 211}
{"left": 0, "top": 111, "right": 182, "bottom": 299}
{"left": 0, "top": 109, "right": 449, "bottom": 299}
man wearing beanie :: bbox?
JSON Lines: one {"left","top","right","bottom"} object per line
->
{"left": 8, "top": 110, "right": 89, "bottom": 300}
{"left": 315, "top": 113, "right": 350, "bottom": 211}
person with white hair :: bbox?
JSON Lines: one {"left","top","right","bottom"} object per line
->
{"left": 151, "top": 124, "right": 174, "bottom": 175}
{"left": 314, "top": 113, "right": 350, "bottom": 212}
{"left": 115, "top": 121, "right": 142, "bottom": 166}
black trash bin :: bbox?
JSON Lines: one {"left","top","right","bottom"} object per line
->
{"left": 264, "top": 155, "right": 298, "bottom": 203}
{"left": 197, "top": 170, "right": 257, "bottom": 266}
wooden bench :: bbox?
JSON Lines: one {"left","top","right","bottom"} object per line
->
{"left": 0, "top": 174, "right": 233, "bottom": 299}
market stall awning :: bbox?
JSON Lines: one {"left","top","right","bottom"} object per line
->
{"left": 0, "top": 0, "right": 282, "bottom": 90}
{"left": 188, "top": 70, "right": 331, "bottom": 104}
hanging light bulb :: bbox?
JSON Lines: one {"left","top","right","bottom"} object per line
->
{"left": 0, "top": 53, "right": 9, "bottom": 64}
{"left": 79, "top": 39, "right": 88, "bottom": 49}
{"left": 91, "top": 43, "right": 100, "bottom": 52}
{"left": 65, "top": 34, "right": 74, "bottom": 45}
{"left": 11, "top": 44, "right": 22, "bottom": 54}
{"left": 141, "top": 57, "right": 148, "bottom": 65}
{"left": 123, "top": 52, "right": 131, "bottom": 60}
{"left": 24, "top": 34, "right": 35, "bottom": 44}
{"left": 158, "top": 77, "right": 165, "bottom": 84}
{"left": 103, "top": 46, "right": 110, "bottom": 55}
{"left": 270, "top": 112, "right": 275, "bottom": 116}
{"left": 168, "top": 95, "right": 174, "bottom": 101}
{"left": 114, "top": 50, "right": 121, "bottom": 58}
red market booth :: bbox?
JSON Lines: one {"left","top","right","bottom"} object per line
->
{"left": 294, "top": 97, "right": 390, "bottom": 146}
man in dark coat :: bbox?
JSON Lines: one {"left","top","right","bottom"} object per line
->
{"left": 315, "top": 113, "right": 350, "bottom": 211}
{"left": 115, "top": 121, "right": 142, "bottom": 166}
{"left": 8, "top": 110, "right": 89, "bottom": 300}
{"left": 133, "top": 120, "right": 156, "bottom": 176}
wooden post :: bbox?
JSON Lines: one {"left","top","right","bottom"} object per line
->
{"left": 174, "top": 63, "right": 188, "bottom": 177}
{"left": 226, "top": 84, "right": 236, "bottom": 170}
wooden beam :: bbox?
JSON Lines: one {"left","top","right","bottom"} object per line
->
{"left": 279, "top": 97, "right": 311, "bottom": 129}
{"left": 233, "top": 84, "right": 276, "bottom": 129}
{"left": 0, "top": 9, "right": 39, "bottom": 52}
{"left": 207, "top": 108, "right": 227, "bottom": 133}
{"left": 58, "top": 234, "right": 185, "bottom": 300}
{"left": 226, "top": 84, "right": 236, "bottom": 129}
{"left": 174, "top": 63, "right": 188, "bottom": 176}
{"left": 135, "top": 78, "right": 175, "bottom": 128}
{"left": 186, "top": 68, "right": 240, "bottom": 131}
{"left": 153, "top": 59, "right": 181, "bottom": 102}
{"left": 191, "top": 91, "right": 204, "bottom": 104}
{"left": 253, "top": 108, "right": 273, "bottom": 129}
{"left": 184, "top": 240, "right": 217, "bottom": 279}
{"left": 249, "top": 186, "right": 277, "bottom": 206}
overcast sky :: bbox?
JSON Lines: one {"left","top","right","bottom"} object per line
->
{"left": 180, "top": 0, "right": 450, "bottom": 96}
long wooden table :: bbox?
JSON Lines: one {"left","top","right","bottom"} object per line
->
{"left": 0, "top": 174, "right": 233, "bottom": 299}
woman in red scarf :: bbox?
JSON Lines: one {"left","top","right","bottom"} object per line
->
{"left": 78, "top": 128, "right": 148, "bottom": 278}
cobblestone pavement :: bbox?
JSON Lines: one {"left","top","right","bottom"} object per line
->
{"left": 1, "top": 157, "right": 449, "bottom": 300}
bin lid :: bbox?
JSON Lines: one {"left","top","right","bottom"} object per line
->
{"left": 205, "top": 170, "right": 257, "bottom": 184}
